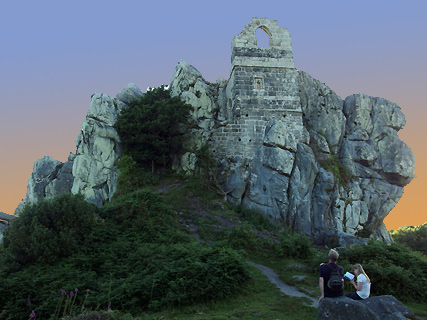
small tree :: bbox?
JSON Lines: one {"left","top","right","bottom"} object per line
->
{"left": 2, "top": 193, "right": 98, "bottom": 266}
{"left": 115, "top": 86, "right": 192, "bottom": 170}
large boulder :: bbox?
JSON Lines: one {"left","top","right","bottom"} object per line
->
{"left": 170, "top": 58, "right": 415, "bottom": 245}
{"left": 71, "top": 83, "right": 142, "bottom": 206}
{"left": 15, "top": 83, "right": 143, "bottom": 211}
{"left": 14, "top": 154, "right": 75, "bottom": 216}
{"left": 318, "top": 296, "right": 415, "bottom": 320}
{"left": 298, "top": 71, "right": 346, "bottom": 154}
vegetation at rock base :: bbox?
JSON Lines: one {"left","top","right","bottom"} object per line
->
{"left": 1, "top": 193, "right": 98, "bottom": 267}
{"left": 1, "top": 173, "right": 427, "bottom": 319}
{"left": 0, "top": 189, "right": 251, "bottom": 319}
{"left": 391, "top": 222, "right": 427, "bottom": 256}
{"left": 339, "top": 239, "right": 427, "bottom": 302}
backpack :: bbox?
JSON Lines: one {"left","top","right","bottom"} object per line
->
{"left": 327, "top": 263, "right": 343, "bottom": 292}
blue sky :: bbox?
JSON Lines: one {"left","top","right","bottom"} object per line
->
{"left": 1, "top": 0, "right": 426, "bottom": 229}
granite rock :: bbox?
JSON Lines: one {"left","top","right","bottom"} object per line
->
{"left": 318, "top": 296, "right": 414, "bottom": 320}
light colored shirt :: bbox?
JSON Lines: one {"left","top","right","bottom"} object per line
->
{"left": 356, "top": 274, "right": 371, "bottom": 299}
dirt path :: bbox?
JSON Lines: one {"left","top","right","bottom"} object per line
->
{"left": 248, "top": 262, "right": 319, "bottom": 308}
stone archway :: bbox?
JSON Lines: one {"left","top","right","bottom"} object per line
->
{"left": 256, "top": 26, "right": 271, "bottom": 48}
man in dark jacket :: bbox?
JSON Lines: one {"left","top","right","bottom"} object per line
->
{"left": 319, "top": 249, "right": 344, "bottom": 301}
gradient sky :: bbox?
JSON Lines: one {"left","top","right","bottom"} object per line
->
{"left": 1, "top": 0, "right": 426, "bottom": 231}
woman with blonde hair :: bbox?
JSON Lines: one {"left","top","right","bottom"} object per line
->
{"left": 346, "top": 264, "right": 371, "bottom": 300}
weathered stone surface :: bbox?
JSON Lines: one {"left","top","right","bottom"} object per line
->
{"left": 287, "top": 144, "right": 319, "bottom": 236}
{"left": 45, "top": 154, "right": 75, "bottom": 200}
{"left": 342, "top": 94, "right": 415, "bottom": 187}
{"left": 26, "top": 156, "right": 63, "bottom": 202}
{"left": 298, "top": 71, "right": 345, "bottom": 153}
{"left": 319, "top": 297, "right": 379, "bottom": 320}
{"left": 72, "top": 93, "right": 123, "bottom": 206}
{"left": 71, "top": 83, "right": 142, "bottom": 206}
{"left": 231, "top": 17, "right": 294, "bottom": 69}
{"left": 360, "top": 296, "right": 415, "bottom": 320}
{"left": 171, "top": 17, "right": 415, "bottom": 244}
{"left": 14, "top": 155, "right": 75, "bottom": 216}
{"left": 170, "top": 60, "right": 219, "bottom": 151}
{"left": 0, "top": 212, "right": 13, "bottom": 221}
{"left": 263, "top": 119, "right": 298, "bottom": 152}
{"left": 116, "top": 83, "right": 143, "bottom": 105}
{"left": 0, "top": 224, "right": 6, "bottom": 244}
{"left": 0, "top": 212, "right": 14, "bottom": 244}
{"left": 16, "top": 83, "right": 143, "bottom": 211}
{"left": 170, "top": 60, "right": 218, "bottom": 125}
{"left": 318, "top": 296, "right": 414, "bottom": 320}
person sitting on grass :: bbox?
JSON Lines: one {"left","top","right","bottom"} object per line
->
{"left": 346, "top": 263, "right": 371, "bottom": 300}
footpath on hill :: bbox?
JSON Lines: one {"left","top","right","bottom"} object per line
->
{"left": 249, "top": 262, "right": 319, "bottom": 308}
{"left": 169, "top": 190, "right": 320, "bottom": 308}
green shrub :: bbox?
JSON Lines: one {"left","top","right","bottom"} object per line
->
{"left": 391, "top": 223, "right": 427, "bottom": 256}
{"left": 0, "top": 190, "right": 252, "bottom": 318}
{"left": 220, "top": 223, "right": 259, "bottom": 251}
{"left": 109, "top": 243, "right": 250, "bottom": 311}
{"left": 115, "top": 155, "right": 160, "bottom": 196}
{"left": 115, "top": 86, "right": 193, "bottom": 169}
{"left": 275, "top": 232, "right": 314, "bottom": 260}
{"left": 235, "top": 205, "right": 279, "bottom": 232}
{"left": 2, "top": 193, "right": 98, "bottom": 266}
{"left": 340, "top": 239, "right": 427, "bottom": 302}
{"left": 101, "top": 189, "right": 191, "bottom": 244}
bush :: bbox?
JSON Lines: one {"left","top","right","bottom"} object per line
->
{"left": 220, "top": 223, "right": 259, "bottom": 251}
{"left": 340, "top": 239, "right": 427, "bottom": 302}
{"left": 115, "top": 155, "right": 159, "bottom": 196}
{"left": 102, "top": 189, "right": 191, "bottom": 244}
{"left": 0, "top": 190, "right": 252, "bottom": 318}
{"left": 235, "top": 205, "right": 279, "bottom": 232}
{"left": 2, "top": 193, "right": 98, "bottom": 266}
{"left": 115, "top": 86, "right": 192, "bottom": 169}
{"left": 275, "top": 232, "right": 314, "bottom": 260}
{"left": 109, "top": 243, "right": 250, "bottom": 311}
{"left": 391, "top": 223, "right": 427, "bottom": 256}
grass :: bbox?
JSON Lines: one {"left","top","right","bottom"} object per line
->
{"left": 72, "top": 265, "right": 318, "bottom": 320}
{"left": 141, "top": 265, "right": 317, "bottom": 320}
{"left": 260, "top": 257, "right": 320, "bottom": 299}
{"left": 2, "top": 171, "right": 427, "bottom": 319}
{"left": 405, "top": 302, "right": 427, "bottom": 320}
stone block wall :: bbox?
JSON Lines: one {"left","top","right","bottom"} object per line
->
{"left": 210, "top": 66, "right": 305, "bottom": 159}
{"left": 209, "top": 17, "right": 305, "bottom": 160}
{"left": 231, "top": 17, "right": 294, "bottom": 69}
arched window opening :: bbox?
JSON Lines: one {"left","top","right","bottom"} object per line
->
{"left": 256, "top": 27, "right": 270, "bottom": 48}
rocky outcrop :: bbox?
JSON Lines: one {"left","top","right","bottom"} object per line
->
{"left": 0, "top": 212, "right": 14, "bottom": 244}
{"left": 318, "top": 296, "right": 415, "bottom": 320}
{"left": 71, "top": 83, "right": 142, "bottom": 206}
{"left": 14, "top": 154, "right": 75, "bottom": 216}
{"left": 16, "top": 83, "right": 142, "bottom": 210}
{"left": 16, "top": 18, "right": 415, "bottom": 246}
{"left": 170, "top": 59, "right": 415, "bottom": 246}
{"left": 169, "top": 18, "right": 416, "bottom": 245}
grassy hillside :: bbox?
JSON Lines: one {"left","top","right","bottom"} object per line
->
{"left": 1, "top": 173, "right": 427, "bottom": 319}
{"left": 1, "top": 86, "right": 426, "bottom": 319}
